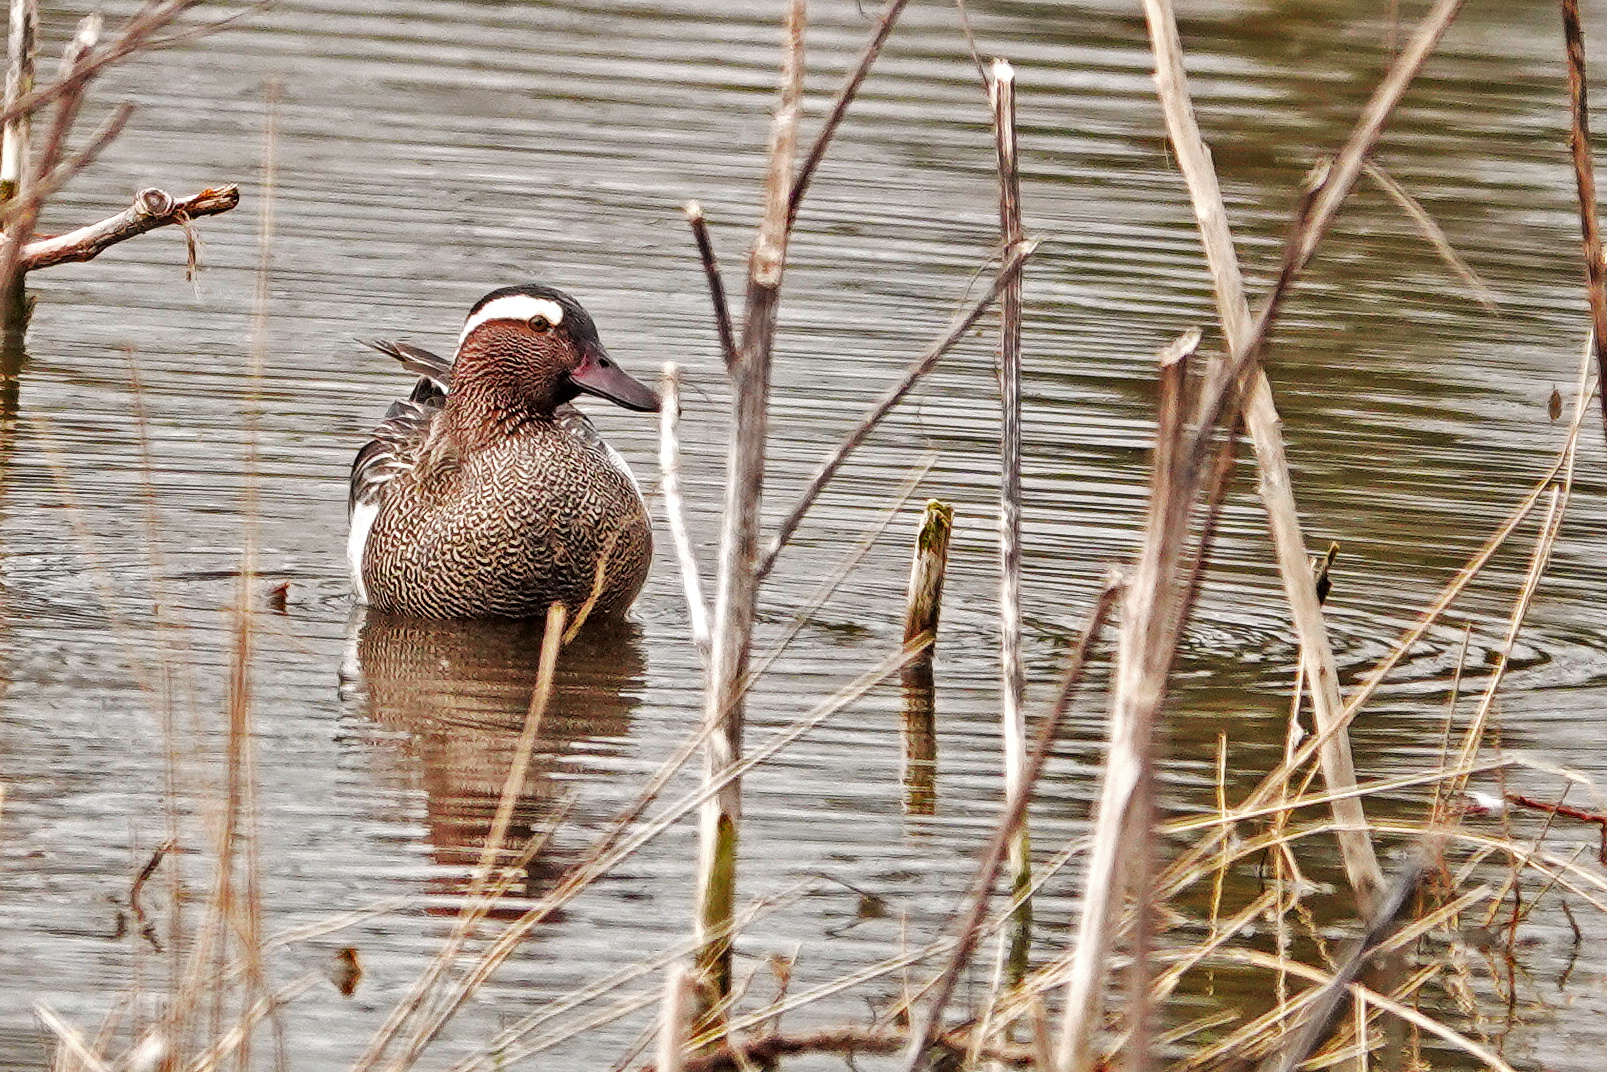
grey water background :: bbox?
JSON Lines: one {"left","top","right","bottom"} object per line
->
{"left": 3, "top": 0, "right": 1607, "bottom": 1066}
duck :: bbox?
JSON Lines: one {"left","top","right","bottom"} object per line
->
{"left": 348, "top": 283, "right": 660, "bottom": 620}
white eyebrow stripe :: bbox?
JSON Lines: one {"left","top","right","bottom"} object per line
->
{"left": 457, "top": 295, "right": 565, "bottom": 346}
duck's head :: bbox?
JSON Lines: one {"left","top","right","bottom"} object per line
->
{"left": 452, "top": 283, "right": 660, "bottom": 415}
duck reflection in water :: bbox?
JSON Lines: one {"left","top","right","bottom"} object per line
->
{"left": 346, "top": 609, "right": 647, "bottom": 911}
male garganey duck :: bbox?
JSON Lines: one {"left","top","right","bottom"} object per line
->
{"left": 348, "top": 284, "right": 659, "bottom": 619}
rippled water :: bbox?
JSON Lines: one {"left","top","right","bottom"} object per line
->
{"left": 4, "top": 0, "right": 1607, "bottom": 1067}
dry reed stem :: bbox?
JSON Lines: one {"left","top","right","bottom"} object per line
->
{"left": 1139, "top": 0, "right": 1400, "bottom": 917}
{"left": 1176, "top": 330, "right": 1597, "bottom": 886}
{"left": 659, "top": 363, "right": 711, "bottom": 661}
{"left": 196, "top": 80, "right": 279, "bottom": 1072}
{"left": 445, "top": 898, "right": 799, "bottom": 1072}
{"left": 0, "top": 97, "right": 131, "bottom": 231}
{"left": 33, "top": 1004, "right": 114, "bottom": 1072}
{"left": 379, "top": 640, "right": 931, "bottom": 1072}
{"left": 756, "top": 239, "right": 1038, "bottom": 579}
{"left": 1451, "top": 488, "right": 1567, "bottom": 787}
{"left": 418, "top": 560, "right": 938, "bottom": 1062}
{"left": 693, "top": 0, "right": 804, "bottom": 1012}
{"left": 1185, "top": 948, "right": 1520, "bottom": 1072}
{"left": 1343, "top": 328, "right": 1592, "bottom": 724}
{"left": 361, "top": 607, "right": 568, "bottom": 1071}
{"left": 1183, "top": 0, "right": 1468, "bottom": 453}
{"left": 0, "top": 1, "right": 208, "bottom": 132}
{"left": 751, "top": 453, "right": 937, "bottom": 685}
{"left": 988, "top": 56, "right": 1032, "bottom": 984}
{"left": 0, "top": 13, "right": 97, "bottom": 307}
{"left": 902, "top": 577, "right": 1120, "bottom": 1072}
{"left": 1056, "top": 332, "right": 1205, "bottom": 1072}
{"left": 1361, "top": 160, "right": 1497, "bottom": 312}
{"left": 1167, "top": 883, "right": 1493, "bottom": 1068}
{"left": 1560, "top": 0, "right": 1607, "bottom": 429}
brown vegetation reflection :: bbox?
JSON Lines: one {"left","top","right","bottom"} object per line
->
{"left": 350, "top": 610, "right": 646, "bottom": 908}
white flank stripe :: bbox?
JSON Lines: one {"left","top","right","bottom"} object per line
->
{"left": 457, "top": 294, "right": 565, "bottom": 346}
{"left": 347, "top": 500, "right": 379, "bottom": 604}
{"left": 602, "top": 440, "right": 643, "bottom": 497}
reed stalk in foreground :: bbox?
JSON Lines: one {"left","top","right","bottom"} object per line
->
{"left": 989, "top": 57, "right": 1033, "bottom": 985}
{"left": 1056, "top": 333, "right": 1209, "bottom": 1072}
{"left": 1560, "top": 0, "right": 1607, "bottom": 433}
{"left": 690, "top": 0, "right": 804, "bottom": 1023}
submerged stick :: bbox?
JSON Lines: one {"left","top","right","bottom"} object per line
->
{"left": 900, "top": 499, "right": 952, "bottom": 814}
{"left": 902, "top": 498, "right": 953, "bottom": 670}
{"left": 693, "top": 0, "right": 805, "bottom": 1022}
{"left": 989, "top": 57, "right": 1032, "bottom": 983}
{"left": 1561, "top": 0, "right": 1607, "bottom": 432}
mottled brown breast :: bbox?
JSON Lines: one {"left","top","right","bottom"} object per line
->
{"left": 362, "top": 421, "right": 652, "bottom": 620}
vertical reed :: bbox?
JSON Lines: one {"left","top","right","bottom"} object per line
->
{"left": 659, "top": 362, "right": 711, "bottom": 662}
{"left": 692, "top": 0, "right": 805, "bottom": 1022}
{"left": 1560, "top": 0, "right": 1607, "bottom": 430}
{"left": 1137, "top": 0, "right": 1475, "bottom": 918}
{"left": 988, "top": 56, "right": 1032, "bottom": 982}
{"left": 1056, "top": 334, "right": 1202, "bottom": 1072}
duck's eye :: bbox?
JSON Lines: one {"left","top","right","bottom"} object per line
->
{"left": 528, "top": 315, "right": 552, "bottom": 332}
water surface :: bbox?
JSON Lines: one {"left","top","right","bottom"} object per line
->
{"left": 4, "top": 0, "right": 1607, "bottom": 1067}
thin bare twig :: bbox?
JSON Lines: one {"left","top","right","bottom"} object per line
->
{"left": 683, "top": 202, "right": 736, "bottom": 370}
{"left": 1362, "top": 159, "right": 1497, "bottom": 312}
